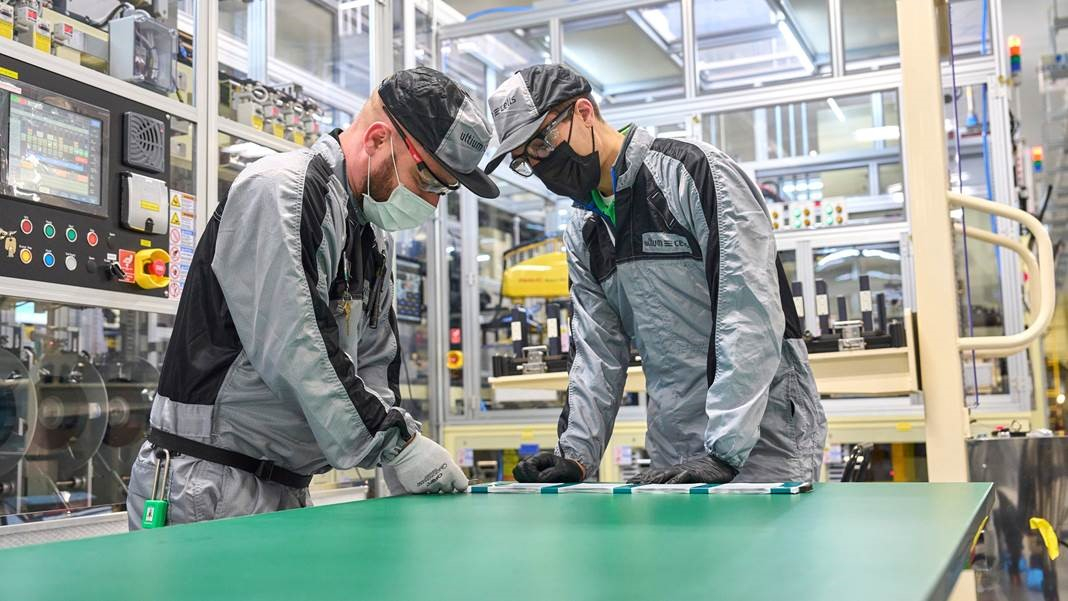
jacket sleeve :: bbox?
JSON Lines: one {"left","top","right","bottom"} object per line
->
{"left": 690, "top": 149, "right": 785, "bottom": 469}
{"left": 556, "top": 219, "right": 632, "bottom": 474}
{"left": 212, "top": 155, "right": 415, "bottom": 471}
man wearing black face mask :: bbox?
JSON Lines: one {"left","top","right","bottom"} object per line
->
{"left": 484, "top": 64, "right": 827, "bottom": 485}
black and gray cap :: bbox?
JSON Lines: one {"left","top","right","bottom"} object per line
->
{"left": 483, "top": 64, "right": 592, "bottom": 175}
{"left": 379, "top": 67, "right": 500, "bottom": 198}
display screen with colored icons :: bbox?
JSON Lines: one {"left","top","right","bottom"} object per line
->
{"left": 0, "top": 79, "right": 109, "bottom": 218}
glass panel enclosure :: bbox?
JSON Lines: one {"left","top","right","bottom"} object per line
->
{"left": 0, "top": 302, "right": 171, "bottom": 518}
{"left": 562, "top": 2, "right": 684, "bottom": 107}
{"left": 441, "top": 27, "right": 551, "bottom": 108}
{"left": 694, "top": 0, "right": 830, "bottom": 92}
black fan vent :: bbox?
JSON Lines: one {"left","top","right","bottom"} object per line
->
{"left": 123, "top": 112, "right": 165, "bottom": 173}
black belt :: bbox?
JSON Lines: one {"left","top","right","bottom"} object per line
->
{"left": 148, "top": 428, "right": 314, "bottom": 489}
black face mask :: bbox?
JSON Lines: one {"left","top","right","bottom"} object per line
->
{"left": 533, "top": 128, "right": 600, "bottom": 204}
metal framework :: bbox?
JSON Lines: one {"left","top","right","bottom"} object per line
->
{"left": 433, "top": 0, "right": 1032, "bottom": 442}
{"left": 0, "top": 1, "right": 402, "bottom": 315}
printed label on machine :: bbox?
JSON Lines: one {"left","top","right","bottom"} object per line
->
{"left": 168, "top": 191, "right": 196, "bottom": 300}
{"left": 859, "top": 290, "right": 873, "bottom": 312}
{"left": 117, "top": 249, "right": 135, "bottom": 283}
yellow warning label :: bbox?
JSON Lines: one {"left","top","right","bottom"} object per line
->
{"left": 170, "top": 194, "right": 181, "bottom": 208}
{"left": 140, "top": 239, "right": 151, "bottom": 248}
{"left": 140, "top": 200, "right": 160, "bottom": 212}
{"left": 272, "top": 123, "right": 285, "bottom": 138}
{"left": 0, "top": 67, "right": 17, "bottom": 80}
{"left": 251, "top": 115, "right": 264, "bottom": 131}
{"left": 293, "top": 132, "right": 305, "bottom": 147}
{"left": 169, "top": 212, "right": 181, "bottom": 226}
{"left": 0, "top": 23, "right": 13, "bottom": 41}
{"left": 33, "top": 33, "right": 50, "bottom": 54}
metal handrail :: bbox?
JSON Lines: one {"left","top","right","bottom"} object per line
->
{"left": 949, "top": 192, "right": 1055, "bottom": 355}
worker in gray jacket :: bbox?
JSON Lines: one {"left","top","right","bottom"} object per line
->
{"left": 127, "top": 68, "right": 499, "bottom": 529}
{"left": 485, "top": 65, "right": 826, "bottom": 485}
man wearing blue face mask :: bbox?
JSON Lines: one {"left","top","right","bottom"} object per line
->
{"left": 126, "top": 68, "right": 499, "bottom": 529}
{"left": 485, "top": 65, "right": 826, "bottom": 486}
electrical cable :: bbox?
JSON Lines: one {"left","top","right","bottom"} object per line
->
{"left": 947, "top": 1, "right": 981, "bottom": 408}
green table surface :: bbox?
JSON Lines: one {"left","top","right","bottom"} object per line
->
{"left": 1, "top": 482, "right": 991, "bottom": 601}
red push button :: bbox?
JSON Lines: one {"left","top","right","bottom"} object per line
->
{"left": 86, "top": 230, "right": 99, "bottom": 247}
{"left": 150, "top": 259, "right": 167, "bottom": 277}
{"left": 19, "top": 218, "right": 31, "bottom": 235}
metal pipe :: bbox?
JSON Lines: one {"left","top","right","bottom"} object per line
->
{"left": 681, "top": 0, "right": 696, "bottom": 99}
{"left": 403, "top": 0, "right": 417, "bottom": 69}
{"left": 550, "top": 18, "right": 563, "bottom": 64}
{"left": 459, "top": 191, "right": 481, "bottom": 419}
{"left": 426, "top": 197, "right": 449, "bottom": 440}
{"left": 827, "top": 0, "right": 845, "bottom": 77}
{"left": 950, "top": 192, "right": 1055, "bottom": 354}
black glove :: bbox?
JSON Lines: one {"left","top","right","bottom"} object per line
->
{"left": 627, "top": 454, "right": 737, "bottom": 485}
{"left": 513, "top": 452, "right": 585, "bottom": 483}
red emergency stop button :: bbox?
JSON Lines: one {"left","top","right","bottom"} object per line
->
{"left": 19, "top": 218, "right": 31, "bottom": 235}
{"left": 86, "top": 230, "right": 99, "bottom": 247}
{"left": 150, "top": 259, "right": 166, "bottom": 277}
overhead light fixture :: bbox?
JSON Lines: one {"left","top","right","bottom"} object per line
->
{"left": 853, "top": 126, "right": 901, "bottom": 142}
{"left": 826, "top": 98, "right": 846, "bottom": 123}
{"left": 861, "top": 248, "right": 901, "bottom": 261}
{"left": 477, "top": 254, "right": 491, "bottom": 262}
{"left": 1058, "top": 393, "right": 1065, "bottom": 405}
{"left": 816, "top": 248, "right": 861, "bottom": 268}
{"left": 638, "top": 8, "right": 678, "bottom": 44}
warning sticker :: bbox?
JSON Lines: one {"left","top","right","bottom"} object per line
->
{"left": 117, "top": 249, "right": 135, "bottom": 284}
{"left": 168, "top": 190, "right": 197, "bottom": 301}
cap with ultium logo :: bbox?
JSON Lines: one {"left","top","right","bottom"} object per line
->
{"left": 379, "top": 67, "right": 500, "bottom": 198}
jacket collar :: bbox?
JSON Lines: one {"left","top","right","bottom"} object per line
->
{"left": 612, "top": 125, "right": 653, "bottom": 193}
{"left": 567, "top": 124, "right": 651, "bottom": 213}
{"left": 313, "top": 129, "right": 367, "bottom": 225}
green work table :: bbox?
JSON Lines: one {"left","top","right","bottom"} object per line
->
{"left": 1, "top": 483, "right": 991, "bottom": 601}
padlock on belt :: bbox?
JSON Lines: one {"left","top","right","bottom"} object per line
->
{"left": 141, "top": 448, "right": 171, "bottom": 529}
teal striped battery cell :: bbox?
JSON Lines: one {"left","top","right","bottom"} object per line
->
{"left": 468, "top": 482, "right": 812, "bottom": 495}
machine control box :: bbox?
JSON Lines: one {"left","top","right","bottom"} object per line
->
{"left": 0, "top": 55, "right": 183, "bottom": 298}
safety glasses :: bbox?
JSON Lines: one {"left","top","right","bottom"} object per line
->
{"left": 385, "top": 111, "right": 460, "bottom": 195}
{"left": 509, "top": 103, "right": 575, "bottom": 177}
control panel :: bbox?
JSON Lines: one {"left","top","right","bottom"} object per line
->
{"left": 395, "top": 256, "right": 425, "bottom": 323}
{"left": 769, "top": 200, "right": 849, "bottom": 231}
{"left": 0, "top": 54, "right": 186, "bottom": 299}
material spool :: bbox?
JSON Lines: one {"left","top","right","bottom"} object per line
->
{"left": 96, "top": 357, "right": 158, "bottom": 449}
{"left": 25, "top": 351, "right": 108, "bottom": 480}
{"left": 0, "top": 347, "right": 36, "bottom": 479}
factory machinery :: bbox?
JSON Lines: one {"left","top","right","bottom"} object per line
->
{"left": 490, "top": 238, "right": 911, "bottom": 381}
{"left": 1, "top": 0, "right": 327, "bottom": 149}
{"left": 0, "top": 9, "right": 182, "bottom": 521}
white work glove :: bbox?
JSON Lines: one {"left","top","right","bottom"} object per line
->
{"left": 384, "top": 434, "right": 468, "bottom": 494}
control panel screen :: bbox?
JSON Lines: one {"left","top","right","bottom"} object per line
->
{"left": 7, "top": 92, "right": 102, "bottom": 206}
{"left": 395, "top": 257, "right": 425, "bottom": 323}
{"left": 0, "top": 78, "right": 109, "bottom": 218}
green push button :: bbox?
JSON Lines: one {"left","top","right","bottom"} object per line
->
{"left": 43, "top": 223, "right": 55, "bottom": 239}
{"left": 65, "top": 226, "right": 77, "bottom": 243}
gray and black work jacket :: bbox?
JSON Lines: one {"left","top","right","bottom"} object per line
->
{"left": 151, "top": 133, "right": 416, "bottom": 475}
{"left": 559, "top": 127, "right": 825, "bottom": 476}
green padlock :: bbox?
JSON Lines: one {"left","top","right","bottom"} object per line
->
{"left": 142, "top": 448, "right": 171, "bottom": 529}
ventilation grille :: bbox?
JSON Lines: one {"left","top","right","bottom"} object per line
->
{"left": 122, "top": 112, "right": 165, "bottom": 173}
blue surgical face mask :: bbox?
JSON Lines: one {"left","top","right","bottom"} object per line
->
{"left": 362, "top": 136, "right": 437, "bottom": 232}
